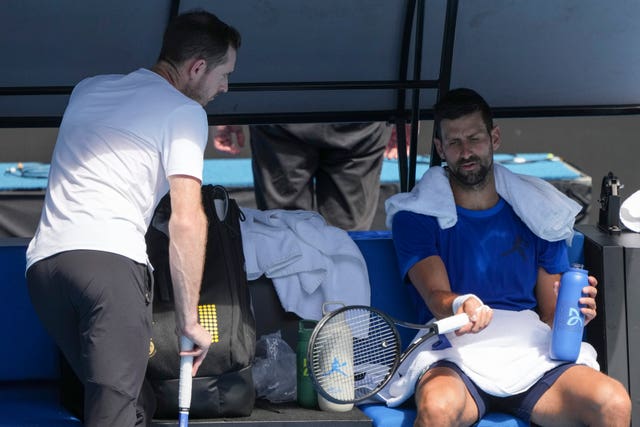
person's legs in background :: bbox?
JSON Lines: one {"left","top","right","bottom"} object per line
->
{"left": 250, "top": 124, "right": 319, "bottom": 212}
{"left": 315, "top": 122, "right": 390, "bottom": 230}
{"left": 250, "top": 123, "right": 391, "bottom": 230}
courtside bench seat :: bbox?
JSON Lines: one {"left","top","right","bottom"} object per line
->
{"left": 0, "top": 231, "right": 585, "bottom": 426}
{"left": 0, "top": 239, "right": 81, "bottom": 426}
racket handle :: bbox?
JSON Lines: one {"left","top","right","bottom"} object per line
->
{"left": 178, "top": 336, "right": 194, "bottom": 419}
{"left": 178, "top": 411, "right": 189, "bottom": 427}
{"left": 435, "top": 313, "right": 469, "bottom": 334}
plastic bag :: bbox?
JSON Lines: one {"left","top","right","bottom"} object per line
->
{"left": 252, "top": 331, "right": 297, "bottom": 403}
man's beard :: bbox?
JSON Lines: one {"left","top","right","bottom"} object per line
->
{"left": 447, "top": 156, "right": 492, "bottom": 188}
{"left": 183, "top": 80, "right": 213, "bottom": 106}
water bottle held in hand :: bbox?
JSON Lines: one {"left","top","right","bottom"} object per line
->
{"left": 550, "top": 264, "right": 588, "bottom": 362}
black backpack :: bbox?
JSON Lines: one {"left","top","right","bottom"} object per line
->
{"left": 145, "top": 184, "right": 256, "bottom": 419}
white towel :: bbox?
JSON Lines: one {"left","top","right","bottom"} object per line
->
{"left": 620, "top": 189, "right": 640, "bottom": 232}
{"left": 240, "top": 208, "right": 370, "bottom": 320}
{"left": 385, "top": 163, "right": 582, "bottom": 243}
{"left": 374, "top": 309, "right": 599, "bottom": 407}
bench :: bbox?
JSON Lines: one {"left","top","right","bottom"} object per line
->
{"left": 0, "top": 230, "right": 585, "bottom": 426}
{"left": 0, "top": 238, "right": 81, "bottom": 426}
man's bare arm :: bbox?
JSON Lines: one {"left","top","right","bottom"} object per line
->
{"left": 167, "top": 175, "right": 211, "bottom": 373}
{"left": 408, "top": 255, "right": 491, "bottom": 333}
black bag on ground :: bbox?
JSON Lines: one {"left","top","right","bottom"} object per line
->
{"left": 145, "top": 184, "right": 256, "bottom": 418}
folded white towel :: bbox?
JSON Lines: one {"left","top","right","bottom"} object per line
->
{"left": 385, "top": 163, "right": 582, "bottom": 242}
{"left": 375, "top": 309, "right": 599, "bottom": 407}
{"left": 240, "top": 208, "right": 371, "bottom": 320}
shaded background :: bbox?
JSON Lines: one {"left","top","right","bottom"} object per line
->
{"left": 2, "top": 114, "right": 639, "bottom": 227}
{"left": 2, "top": 0, "right": 640, "bottom": 229}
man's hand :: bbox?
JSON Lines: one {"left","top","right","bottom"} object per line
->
{"left": 553, "top": 274, "right": 598, "bottom": 326}
{"left": 180, "top": 324, "right": 212, "bottom": 376}
{"left": 213, "top": 125, "right": 245, "bottom": 155}
{"left": 454, "top": 295, "right": 493, "bottom": 335}
{"left": 384, "top": 123, "right": 413, "bottom": 160}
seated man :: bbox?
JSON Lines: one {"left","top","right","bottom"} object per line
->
{"left": 389, "top": 88, "right": 631, "bottom": 426}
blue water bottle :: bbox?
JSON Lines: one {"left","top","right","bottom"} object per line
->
{"left": 550, "top": 264, "right": 588, "bottom": 361}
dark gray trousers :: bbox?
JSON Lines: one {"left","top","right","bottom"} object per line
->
{"left": 249, "top": 122, "right": 391, "bottom": 231}
{"left": 27, "top": 250, "right": 156, "bottom": 426}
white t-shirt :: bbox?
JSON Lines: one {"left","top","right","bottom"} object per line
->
{"left": 26, "top": 68, "right": 208, "bottom": 268}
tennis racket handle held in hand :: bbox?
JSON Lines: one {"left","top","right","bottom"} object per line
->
{"left": 308, "top": 307, "right": 473, "bottom": 406}
{"left": 434, "top": 313, "right": 470, "bottom": 334}
{"left": 179, "top": 336, "right": 194, "bottom": 427}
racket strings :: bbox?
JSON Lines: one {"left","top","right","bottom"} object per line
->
{"left": 310, "top": 308, "right": 400, "bottom": 403}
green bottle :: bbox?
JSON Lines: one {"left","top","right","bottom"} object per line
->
{"left": 296, "top": 319, "right": 318, "bottom": 408}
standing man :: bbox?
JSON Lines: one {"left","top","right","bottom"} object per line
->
{"left": 25, "top": 10, "right": 240, "bottom": 426}
{"left": 214, "top": 122, "right": 410, "bottom": 230}
{"left": 389, "top": 88, "right": 631, "bottom": 426}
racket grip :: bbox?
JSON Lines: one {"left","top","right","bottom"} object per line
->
{"left": 179, "top": 336, "right": 194, "bottom": 412}
{"left": 178, "top": 411, "right": 189, "bottom": 427}
{"left": 435, "top": 313, "right": 469, "bottom": 334}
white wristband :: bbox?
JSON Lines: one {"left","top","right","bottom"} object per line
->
{"left": 452, "top": 294, "right": 482, "bottom": 315}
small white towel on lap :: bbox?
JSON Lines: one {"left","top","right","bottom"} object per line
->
{"left": 240, "top": 208, "right": 370, "bottom": 320}
{"left": 385, "top": 163, "right": 582, "bottom": 243}
{"left": 374, "top": 309, "right": 599, "bottom": 407}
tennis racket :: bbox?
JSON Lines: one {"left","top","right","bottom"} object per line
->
{"left": 178, "top": 336, "right": 194, "bottom": 427}
{"left": 307, "top": 305, "right": 469, "bottom": 404}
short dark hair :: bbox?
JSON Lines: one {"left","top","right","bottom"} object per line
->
{"left": 433, "top": 88, "right": 494, "bottom": 139}
{"left": 158, "top": 10, "right": 241, "bottom": 68}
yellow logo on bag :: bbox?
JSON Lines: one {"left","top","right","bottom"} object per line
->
{"left": 149, "top": 338, "right": 156, "bottom": 357}
{"left": 198, "top": 304, "right": 220, "bottom": 343}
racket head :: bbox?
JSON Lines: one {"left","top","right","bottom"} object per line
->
{"left": 307, "top": 305, "right": 401, "bottom": 404}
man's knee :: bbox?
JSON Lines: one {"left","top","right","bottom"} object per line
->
{"left": 589, "top": 378, "right": 631, "bottom": 426}
{"left": 414, "top": 393, "right": 473, "bottom": 427}
{"left": 414, "top": 395, "right": 465, "bottom": 427}
{"left": 536, "top": 367, "right": 632, "bottom": 427}
{"left": 414, "top": 369, "right": 477, "bottom": 427}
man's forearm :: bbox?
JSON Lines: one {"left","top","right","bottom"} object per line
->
{"left": 407, "top": 257, "right": 460, "bottom": 319}
{"left": 423, "top": 289, "right": 460, "bottom": 319}
{"left": 169, "top": 209, "right": 208, "bottom": 334}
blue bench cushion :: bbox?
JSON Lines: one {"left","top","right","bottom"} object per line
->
{"left": 0, "top": 381, "right": 81, "bottom": 426}
{"left": 0, "top": 241, "right": 60, "bottom": 381}
{"left": 349, "top": 231, "right": 424, "bottom": 347}
{"left": 359, "top": 405, "right": 526, "bottom": 427}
